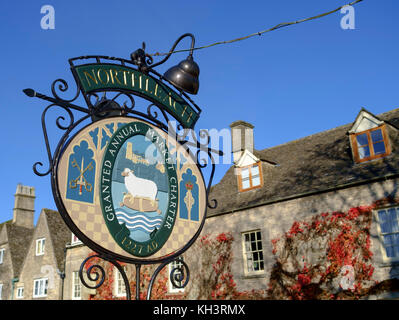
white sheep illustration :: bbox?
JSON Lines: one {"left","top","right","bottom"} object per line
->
{"left": 121, "top": 168, "right": 158, "bottom": 201}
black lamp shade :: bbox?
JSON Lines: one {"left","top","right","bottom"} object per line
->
{"left": 163, "top": 55, "right": 200, "bottom": 94}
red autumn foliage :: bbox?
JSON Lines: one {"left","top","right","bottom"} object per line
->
{"left": 83, "top": 254, "right": 169, "bottom": 300}
{"left": 82, "top": 196, "right": 399, "bottom": 300}
{"left": 187, "top": 232, "right": 266, "bottom": 299}
{"left": 268, "top": 197, "right": 399, "bottom": 299}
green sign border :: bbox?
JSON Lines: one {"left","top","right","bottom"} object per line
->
{"left": 73, "top": 63, "right": 199, "bottom": 129}
{"left": 99, "top": 121, "right": 178, "bottom": 257}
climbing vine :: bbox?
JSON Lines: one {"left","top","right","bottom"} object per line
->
{"left": 187, "top": 232, "right": 266, "bottom": 299}
{"left": 268, "top": 197, "right": 399, "bottom": 300}
{"left": 82, "top": 197, "right": 399, "bottom": 300}
{"left": 84, "top": 254, "right": 169, "bottom": 300}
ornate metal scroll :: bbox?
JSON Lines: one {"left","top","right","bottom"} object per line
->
{"left": 26, "top": 46, "right": 222, "bottom": 300}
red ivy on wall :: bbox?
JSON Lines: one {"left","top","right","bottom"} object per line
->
{"left": 268, "top": 196, "right": 399, "bottom": 300}
{"left": 83, "top": 254, "right": 169, "bottom": 300}
{"left": 188, "top": 232, "right": 266, "bottom": 300}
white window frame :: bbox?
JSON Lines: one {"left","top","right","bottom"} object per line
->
{"left": 33, "top": 278, "right": 48, "bottom": 298}
{"left": 168, "top": 257, "right": 185, "bottom": 294}
{"left": 16, "top": 286, "right": 24, "bottom": 299}
{"left": 242, "top": 230, "right": 265, "bottom": 276}
{"left": 71, "top": 233, "right": 82, "bottom": 246}
{"left": 0, "top": 248, "right": 4, "bottom": 264}
{"left": 114, "top": 267, "right": 127, "bottom": 298}
{"left": 72, "top": 271, "right": 82, "bottom": 300}
{"left": 0, "top": 283, "right": 3, "bottom": 300}
{"left": 35, "top": 238, "right": 45, "bottom": 256}
{"left": 237, "top": 162, "right": 263, "bottom": 192}
{"left": 374, "top": 206, "right": 399, "bottom": 263}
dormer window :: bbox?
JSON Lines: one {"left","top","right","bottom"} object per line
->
{"left": 238, "top": 162, "right": 263, "bottom": 192}
{"left": 349, "top": 109, "right": 392, "bottom": 163}
{"left": 71, "top": 233, "right": 82, "bottom": 246}
{"left": 351, "top": 125, "right": 391, "bottom": 163}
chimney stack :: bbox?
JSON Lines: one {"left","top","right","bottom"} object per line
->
{"left": 13, "top": 184, "right": 35, "bottom": 229}
{"left": 230, "top": 120, "right": 254, "bottom": 164}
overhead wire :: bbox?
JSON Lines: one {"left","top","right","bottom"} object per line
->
{"left": 150, "top": 0, "right": 363, "bottom": 57}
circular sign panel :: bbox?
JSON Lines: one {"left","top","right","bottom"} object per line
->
{"left": 57, "top": 117, "right": 206, "bottom": 261}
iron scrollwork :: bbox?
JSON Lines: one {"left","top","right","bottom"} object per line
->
{"left": 26, "top": 43, "right": 222, "bottom": 300}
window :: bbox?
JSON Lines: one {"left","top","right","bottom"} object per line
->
{"left": 351, "top": 125, "right": 391, "bottom": 163}
{"left": 237, "top": 162, "right": 263, "bottom": 192}
{"left": 376, "top": 207, "right": 399, "bottom": 261}
{"left": 33, "top": 278, "right": 48, "bottom": 298}
{"left": 242, "top": 230, "right": 264, "bottom": 275}
{"left": 0, "top": 248, "right": 4, "bottom": 264}
{"left": 72, "top": 271, "right": 82, "bottom": 300}
{"left": 71, "top": 233, "right": 82, "bottom": 246}
{"left": 35, "top": 238, "right": 45, "bottom": 256}
{"left": 16, "top": 287, "right": 24, "bottom": 299}
{"left": 168, "top": 257, "right": 185, "bottom": 293}
{"left": 0, "top": 284, "right": 3, "bottom": 300}
{"left": 114, "top": 267, "right": 127, "bottom": 297}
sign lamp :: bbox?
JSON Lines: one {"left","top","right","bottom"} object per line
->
{"left": 143, "top": 33, "right": 200, "bottom": 95}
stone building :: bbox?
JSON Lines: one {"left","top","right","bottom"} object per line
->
{"left": 0, "top": 184, "right": 184, "bottom": 300}
{"left": 205, "top": 107, "right": 399, "bottom": 298}
{"left": 16, "top": 208, "right": 71, "bottom": 300}
{"left": 2, "top": 106, "right": 399, "bottom": 299}
{"left": 0, "top": 185, "right": 35, "bottom": 300}
{"left": 0, "top": 185, "right": 74, "bottom": 300}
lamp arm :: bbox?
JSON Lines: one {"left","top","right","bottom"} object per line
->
{"left": 149, "top": 33, "right": 195, "bottom": 70}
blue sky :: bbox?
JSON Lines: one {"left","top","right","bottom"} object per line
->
{"left": 0, "top": 0, "right": 398, "bottom": 224}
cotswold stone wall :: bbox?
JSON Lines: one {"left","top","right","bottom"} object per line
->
{"left": 0, "top": 228, "right": 12, "bottom": 300}
{"left": 201, "top": 178, "right": 399, "bottom": 292}
{"left": 16, "top": 214, "right": 61, "bottom": 300}
{"left": 64, "top": 245, "right": 92, "bottom": 300}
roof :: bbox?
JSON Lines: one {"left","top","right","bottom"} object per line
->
{"left": 5, "top": 224, "right": 34, "bottom": 277}
{"left": 208, "top": 107, "right": 399, "bottom": 217}
{"left": 43, "top": 209, "right": 71, "bottom": 271}
{"left": 0, "top": 220, "right": 12, "bottom": 234}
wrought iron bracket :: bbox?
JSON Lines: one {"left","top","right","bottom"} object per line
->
{"left": 26, "top": 45, "right": 222, "bottom": 299}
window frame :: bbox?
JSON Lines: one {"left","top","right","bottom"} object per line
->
{"left": 237, "top": 162, "right": 263, "bottom": 192}
{"left": 16, "top": 286, "right": 24, "bottom": 299}
{"left": 0, "top": 248, "right": 4, "bottom": 264}
{"left": 33, "top": 278, "right": 48, "bottom": 298}
{"left": 114, "top": 266, "right": 127, "bottom": 298}
{"left": 72, "top": 271, "right": 82, "bottom": 300}
{"left": 71, "top": 233, "right": 82, "bottom": 246}
{"left": 374, "top": 206, "right": 399, "bottom": 263}
{"left": 35, "top": 238, "right": 45, "bottom": 256}
{"left": 241, "top": 230, "right": 265, "bottom": 276}
{"left": 350, "top": 124, "right": 391, "bottom": 163}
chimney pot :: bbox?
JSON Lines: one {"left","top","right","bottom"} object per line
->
{"left": 12, "top": 184, "right": 35, "bottom": 229}
{"left": 230, "top": 120, "right": 254, "bottom": 164}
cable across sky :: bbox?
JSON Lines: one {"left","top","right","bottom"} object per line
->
{"left": 150, "top": 0, "right": 363, "bottom": 57}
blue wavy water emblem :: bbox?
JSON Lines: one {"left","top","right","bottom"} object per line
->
{"left": 110, "top": 133, "right": 170, "bottom": 243}
{"left": 115, "top": 208, "right": 162, "bottom": 234}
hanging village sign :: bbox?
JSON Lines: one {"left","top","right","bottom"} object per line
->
{"left": 24, "top": 34, "right": 220, "bottom": 299}
{"left": 56, "top": 116, "right": 207, "bottom": 261}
